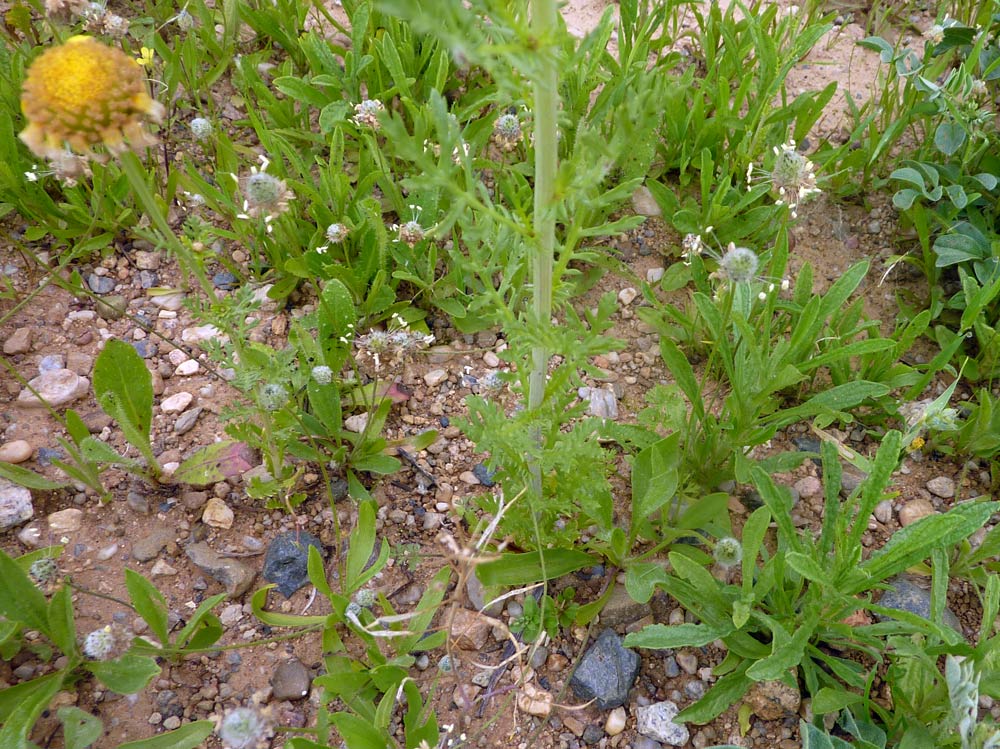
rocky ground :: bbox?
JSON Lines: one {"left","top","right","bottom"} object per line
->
{"left": 2, "top": 1, "right": 999, "bottom": 748}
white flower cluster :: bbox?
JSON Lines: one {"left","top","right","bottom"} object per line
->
{"left": 354, "top": 312, "right": 435, "bottom": 372}
{"left": 747, "top": 140, "right": 821, "bottom": 218}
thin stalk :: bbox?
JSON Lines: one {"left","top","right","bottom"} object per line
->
{"left": 528, "top": 0, "right": 558, "bottom": 412}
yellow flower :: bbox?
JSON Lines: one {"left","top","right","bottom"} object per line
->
{"left": 136, "top": 46, "right": 155, "bottom": 67}
{"left": 19, "top": 36, "right": 165, "bottom": 163}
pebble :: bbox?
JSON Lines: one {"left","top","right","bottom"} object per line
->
{"left": 96, "top": 295, "right": 127, "bottom": 321}
{"left": 174, "top": 407, "right": 202, "bottom": 435}
{"left": 0, "top": 481, "right": 34, "bottom": 530}
{"left": 898, "top": 498, "right": 937, "bottom": 527}
{"left": 17, "top": 369, "right": 89, "bottom": 408}
{"left": 866, "top": 220, "right": 882, "bottom": 234}
{"left": 131, "top": 526, "right": 176, "bottom": 562}
{"left": 579, "top": 386, "right": 619, "bottom": 419}
{"left": 663, "top": 655, "right": 680, "bottom": 678}
{"left": 459, "top": 470, "right": 480, "bottom": 486}
{"left": 175, "top": 360, "right": 201, "bottom": 376}
{"left": 631, "top": 185, "right": 661, "bottom": 217}
{"left": 135, "top": 250, "right": 161, "bottom": 270}
{"left": 0, "top": 440, "right": 33, "bottom": 464}
{"left": 618, "top": 287, "right": 639, "bottom": 306}
{"left": 162, "top": 716, "right": 181, "bottom": 730}
{"left": 97, "top": 544, "right": 119, "bottom": 561}
{"left": 150, "top": 559, "right": 178, "bottom": 576}
{"left": 483, "top": 351, "right": 501, "bottom": 367}
{"left": 131, "top": 340, "right": 156, "bottom": 359}
{"left": 181, "top": 324, "right": 225, "bottom": 345}
{"left": 87, "top": 273, "right": 115, "bottom": 294}
{"left": 47, "top": 508, "right": 83, "bottom": 534}
{"left": 186, "top": 542, "right": 256, "bottom": 598}
{"left": 793, "top": 476, "right": 822, "bottom": 500}
{"left": 16, "top": 524, "right": 42, "bottom": 546}
{"left": 127, "top": 491, "right": 150, "bottom": 515}
{"left": 569, "top": 629, "right": 640, "bottom": 709}
{"left": 926, "top": 476, "right": 955, "bottom": 499}
{"left": 676, "top": 652, "right": 698, "bottom": 675}
{"left": 636, "top": 701, "right": 689, "bottom": 746}
{"left": 262, "top": 531, "right": 324, "bottom": 598}
{"left": 160, "top": 392, "right": 194, "bottom": 414}
{"left": 38, "top": 354, "right": 65, "bottom": 373}
{"left": 471, "top": 463, "right": 496, "bottom": 487}
{"left": 646, "top": 267, "right": 665, "bottom": 284}
{"left": 271, "top": 659, "right": 312, "bottom": 701}
{"left": 344, "top": 413, "right": 369, "bottom": 433}
{"left": 450, "top": 608, "right": 492, "bottom": 650}
{"left": 877, "top": 575, "right": 961, "bottom": 632}
{"left": 746, "top": 679, "right": 801, "bottom": 720}
{"left": 582, "top": 724, "right": 604, "bottom": 744}
{"left": 3, "top": 328, "right": 32, "bottom": 355}
{"left": 423, "top": 369, "right": 449, "bottom": 388}
{"left": 873, "top": 500, "right": 893, "bottom": 524}
{"left": 202, "top": 497, "right": 235, "bottom": 529}
{"left": 605, "top": 707, "right": 627, "bottom": 736}
{"left": 683, "top": 680, "right": 706, "bottom": 700}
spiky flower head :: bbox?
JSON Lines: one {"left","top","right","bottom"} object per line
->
{"left": 20, "top": 37, "right": 164, "bottom": 163}
{"left": 352, "top": 99, "right": 384, "bottom": 129}
{"left": 718, "top": 244, "right": 759, "bottom": 283}
{"left": 83, "top": 625, "right": 116, "bottom": 659}
{"left": 325, "top": 222, "right": 348, "bottom": 244}
{"left": 713, "top": 537, "right": 743, "bottom": 568}
{"left": 354, "top": 587, "right": 377, "bottom": 608}
{"left": 747, "top": 140, "right": 821, "bottom": 218}
{"left": 190, "top": 117, "right": 213, "bottom": 141}
{"left": 396, "top": 220, "right": 425, "bottom": 247}
{"left": 29, "top": 557, "right": 59, "bottom": 587}
{"left": 492, "top": 112, "right": 523, "bottom": 151}
{"left": 217, "top": 706, "right": 274, "bottom": 749}
{"left": 175, "top": 9, "right": 195, "bottom": 30}
{"left": 259, "top": 383, "right": 287, "bottom": 412}
{"left": 311, "top": 365, "right": 333, "bottom": 385}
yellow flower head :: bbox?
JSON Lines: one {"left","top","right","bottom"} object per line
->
{"left": 19, "top": 36, "right": 165, "bottom": 162}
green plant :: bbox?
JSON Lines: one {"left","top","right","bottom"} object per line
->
{"left": 0, "top": 547, "right": 219, "bottom": 749}
{"left": 623, "top": 432, "right": 998, "bottom": 726}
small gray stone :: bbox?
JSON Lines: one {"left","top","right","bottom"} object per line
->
{"left": 877, "top": 576, "right": 961, "bottom": 633}
{"left": 866, "top": 220, "right": 882, "bottom": 234}
{"left": 683, "top": 679, "right": 706, "bottom": 700}
{"left": 3, "top": 328, "right": 32, "bottom": 355}
{"left": 126, "top": 491, "right": 150, "bottom": 515}
{"left": 840, "top": 467, "right": 867, "bottom": 497}
{"left": 0, "top": 479, "right": 33, "bottom": 529}
{"left": 271, "top": 659, "right": 312, "bottom": 701}
{"left": 579, "top": 386, "right": 619, "bottom": 420}
{"left": 131, "top": 340, "right": 156, "bottom": 359}
{"left": 47, "top": 508, "right": 83, "bottom": 534}
{"left": 582, "top": 724, "right": 604, "bottom": 745}
{"left": 262, "top": 531, "right": 325, "bottom": 598}
{"left": 636, "top": 701, "right": 689, "bottom": 746}
{"left": 138, "top": 270, "right": 159, "bottom": 289}
{"left": 173, "top": 407, "right": 202, "bottom": 435}
{"left": 471, "top": 463, "right": 496, "bottom": 487}
{"left": 600, "top": 585, "right": 652, "bottom": 629}
{"left": 746, "top": 679, "right": 801, "bottom": 720}
{"left": 663, "top": 655, "right": 680, "bottom": 678}
{"left": 635, "top": 738, "right": 663, "bottom": 749}
{"left": 926, "top": 476, "right": 955, "bottom": 499}
{"left": 676, "top": 652, "right": 698, "bottom": 675}
{"left": 569, "top": 629, "right": 640, "bottom": 709}
{"left": 873, "top": 500, "right": 893, "bottom": 524}
{"left": 132, "top": 526, "right": 176, "bottom": 562}
{"left": 423, "top": 369, "right": 448, "bottom": 388}
{"left": 87, "top": 273, "right": 116, "bottom": 294}
{"left": 95, "top": 295, "right": 127, "bottom": 320}
{"left": 38, "top": 354, "right": 65, "bottom": 373}
{"left": 186, "top": 542, "right": 256, "bottom": 598}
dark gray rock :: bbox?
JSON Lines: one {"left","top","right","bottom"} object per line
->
{"left": 138, "top": 270, "right": 159, "bottom": 288}
{"left": 582, "top": 725, "right": 604, "bottom": 745}
{"left": 132, "top": 526, "right": 176, "bottom": 562}
{"left": 569, "top": 629, "right": 640, "bottom": 709}
{"left": 35, "top": 447, "right": 63, "bottom": 467}
{"left": 213, "top": 271, "right": 238, "bottom": 290}
{"left": 186, "top": 542, "right": 255, "bottom": 598}
{"left": 131, "top": 340, "right": 157, "bottom": 359}
{"left": 877, "top": 576, "right": 962, "bottom": 633}
{"left": 472, "top": 463, "right": 496, "bottom": 487}
{"left": 262, "top": 531, "right": 324, "bottom": 598}
{"left": 600, "top": 585, "right": 652, "bottom": 629}
{"left": 271, "top": 658, "right": 312, "bottom": 700}
{"left": 173, "top": 407, "right": 202, "bottom": 435}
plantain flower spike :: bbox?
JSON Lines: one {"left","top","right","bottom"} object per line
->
{"left": 19, "top": 36, "right": 165, "bottom": 164}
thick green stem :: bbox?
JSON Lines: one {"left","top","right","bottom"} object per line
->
{"left": 528, "top": 0, "right": 558, "bottom": 413}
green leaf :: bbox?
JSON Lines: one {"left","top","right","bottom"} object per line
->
{"left": 250, "top": 585, "right": 330, "bottom": 627}
{"left": 331, "top": 712, "right": 389, "bottom": 749}
{"left": 92, "top": 339, "right": 155, "bottom": 468}
{"left": 624, "top": 622, "right": 733, "bottom": 649}
{"left": 86, "top": 653, "right": 160, "bottom": 694}
{"left": 0, "top": 548, "right": 51, "bottom": 634}
{"left": 624, "top": 562, "right": 670, "bottom": 604}
{"left": 675, "top": 663, "right": 752, "bottom": 723}
{"left": 173, "top": 440, "right": 254, "bottom": 486}
{"left": 934, "top": 121, "right": 966, "bottom": 156}
{"left": 116, "top": 720, "right": 214, "bottom": 749}
{"left": 0, "top": 672, "right": 64, "bottom": 749}
{"left": 173, "top": 593, "right": 226, "bottom": 652}
{"left": 46, "top": 583, "right": 77, "bottom": 655}
{"left": 631, "top": 433, "right": 680, "bottom": 534}
{"left": 785, "top": 551, "right": 832, "bottom": 586}
{"left": 57, "top": 707, "right": 104, "bottom": 749}
{"left": 476, "top": 549, "right": 598, "bottom": 587}
{"left": 811, "top": 687, "right": 862, "bottom": 714}
{"left": 125, "top": 569, "right": 169, "bottom": 644}
{"left": 0, "top": 461, "right": 69, "bottom": 490}
{"left": 855, "top": 502, "right": 998, "bottom": 591}
{"left": 346, "top": 500, "right": 388, "bottom": 592}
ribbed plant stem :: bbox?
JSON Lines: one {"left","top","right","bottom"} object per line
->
{"left": 528, "top": 0, "right": 558, "bottom": 413}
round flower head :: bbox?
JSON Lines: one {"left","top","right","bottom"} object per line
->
{"left": 29, "top": 557, "right": 59, "bottom": 587}
{"left": 241, "top": 171, "right": 292, "bottom": 219}
{"left": 719, "top": 244, "right": 759, "bottom": 283}
{"left": 397, "top": 219, "right": 426, "bottom": 247}
{"left": 354, "top": 587, "right": 377, "bottom": 608}
{"left": 20, "top": 36, "right": 165, "bottom": 163}
{"left": 175, "top": 9, "right": 195, "bottom": 30}
{"left": 217, "top": 706, "right": 274, "bottom": 749}
{"left": 352, "top": 99, "right": 384, "bottom": 129}
{"left": 259, "top": 383, "right": 287, "bottom": 411}
{"left": 83, "top": 625, "right": 116, "bottom": 660}
{"left": 311, "top": 365, "right": 333, "bottom": 385}
{"left": 325, "top": 222, "right": 348, "bottom": 244}
{"left": 492, "top": 112, "right": 523, "bottom": 151}
{"left": 189, "top": 117, "right": 213, "bottom": 141}
{"left": 713, "top": 537, "right": 743, "bottom": 569}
